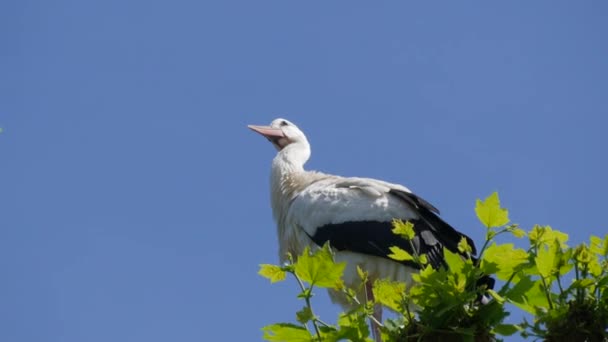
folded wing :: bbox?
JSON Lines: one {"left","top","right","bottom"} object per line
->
{"left": 288, "top": 177, "right": 476, "bottom": 270}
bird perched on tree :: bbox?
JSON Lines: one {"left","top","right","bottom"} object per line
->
{"left": 249, "top": 118, "right": 489, "bottom": 341}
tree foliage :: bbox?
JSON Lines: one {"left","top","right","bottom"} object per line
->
{"left": 259, "top": 192, "right": 608, "bottom": 341}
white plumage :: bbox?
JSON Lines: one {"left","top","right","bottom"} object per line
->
{"left": 249, "top": 118, "right": 480, "bottom": 340}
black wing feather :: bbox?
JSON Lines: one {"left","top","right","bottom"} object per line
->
{"left": 308, "top": 190, "right": 477, "bottom": 270}
{"left": 389, "top": 189, "right": 477, "bottom": 255}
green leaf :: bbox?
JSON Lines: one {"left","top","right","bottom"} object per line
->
{"left": 373, "top": 278, "right": 406, "bottom": 313}
{"left": 259, "top": 264, "right": 287, "bottom": 283}
{"left": 551, "top": 241, "right": 573, "bottom": 276}
{"left": 294, "top": 244, "right": 346, "bottom": 289}
{"left": 481, "top": 243, "right": 529, "bottom": 281}
{"left": 444, "top": 248, "right": 465, "bottom": 274}
{"left": 295, "top": 307, "right": 313, "bottom": 324}
{"left": 356, "top": 265, "right": 368, "bottom": 282}
{"left": 588, "top": 257, "right": 603, "bottom": 277}
{"left": 411, "top": 264, "right": 434, "bottom": 285}
{"left": 590, "top": 235, "right": 606, "bottom": 256}
{"left": 418, "top": 253, "right": 428, "bottom": 265}
{"left": 596, "top": 276, "right": 608, "bottom": 290}
{"left": 487, "top": 289, "right": 505, "bottom": 304}
{"left": 317, "top": 326, "right": 339, "bottom": 342}
{"left": 573, "top": 243, "right": 593, "bottom": 264}
{"left": 262, "top": 323, "right": 312, "bottom": 342}
{"left": 334, "top": 311, "right": 371, "bottom": 341}
{"left": 475, "top": 192, "right": 510, "bottom": 228}
{"left": 572, "top": 243, "right": 602, "bottom": 277}
{"left": 388, "top": 246, "right": 414, "bottom": 262}
{"left": 535, "top": 244, "right": 556, "bottom": 279}
{"left": 568, "top": 278, "right": 595, "bottom": 291}
{"left": 506, "top": 276, "right": 549, "bottom": 314}
{"left": 510, "top": 227, "right": 526, "bottom": 238}
{"left": 457, "top": 237, "right": 473, "bottom": 254}
{"left": 529, "top": 225, "right": 569, "bottom": 248}
{"left": 494, "top": 324, "right": 521, "bottom": 336}
{"left": 392, "top": 219, "right": 415, "bottom": 240}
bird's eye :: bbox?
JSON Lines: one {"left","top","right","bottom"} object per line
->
{"left": 280, "top": 120, "right": 289, "bottom": 126}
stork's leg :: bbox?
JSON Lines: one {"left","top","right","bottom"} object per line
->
{"left": 365, "top": 281, "right": 383, "bottom": 342}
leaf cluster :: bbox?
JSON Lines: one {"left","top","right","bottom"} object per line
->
{"left": 260, "top": 244, "right": 373, "bottom": 342}
{"left": 258, "top": 192, "right": 608, "bottom": 341}
{"left": 509, "top": 226, "right": 608, "bottom": 341}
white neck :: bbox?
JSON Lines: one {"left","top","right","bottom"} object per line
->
{"left": 269, "top": 142, "right": 311, "bottom": 232}
{"left": 275, "top": 141, "right": 310, "bottom": 170}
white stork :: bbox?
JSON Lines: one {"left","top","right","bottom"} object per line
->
{"left": 249, "top": 118, "right": 485, "bottom": 340}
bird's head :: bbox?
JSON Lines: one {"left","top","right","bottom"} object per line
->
{"left": 248, "top": 118, "right": 308, "bottom": 152}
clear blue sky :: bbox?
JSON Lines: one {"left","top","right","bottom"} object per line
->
{"left": 2, "top": 1, "right": 607, "bottom": 341}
